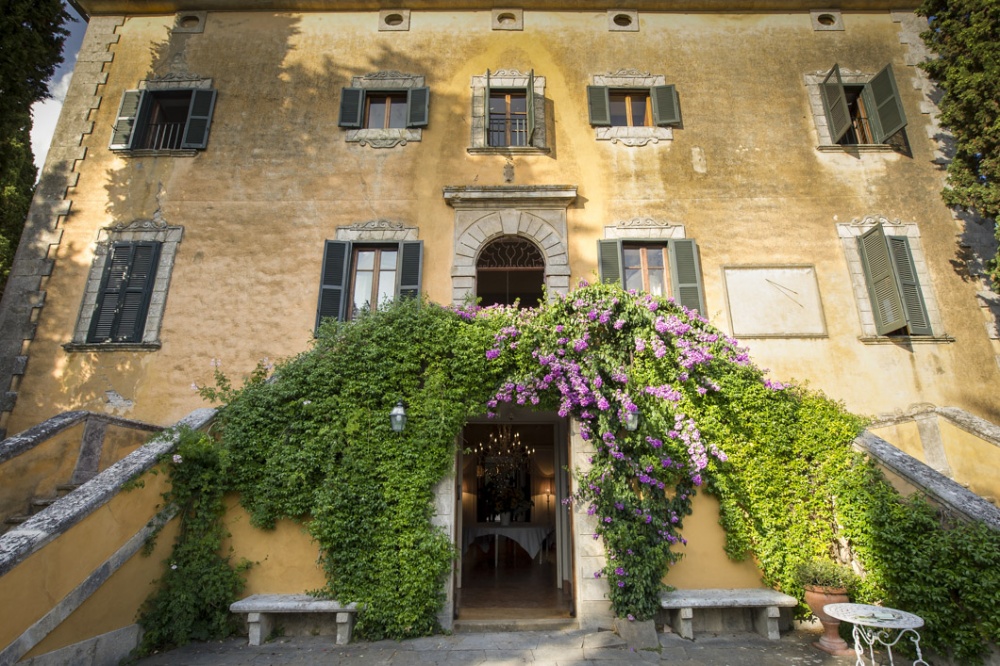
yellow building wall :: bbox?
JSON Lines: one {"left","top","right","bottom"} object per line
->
{"left": 869, "top": 421, "right": 925, "bottom": 463}
{"left": 9, "top": 8, "right": 999, "bottom": 437}
{"left": 0, "top": 422, "right": 84, "bottom": 522}
{"left": 938, "top": 420, "right": 1000, "bottom": 501}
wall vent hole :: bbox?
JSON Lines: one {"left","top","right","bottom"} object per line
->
{"left": 613, "top": 14, "right": 633, "bottom": 26}
{"left": 384, "top": 13, "right": 404, "bottom": 26}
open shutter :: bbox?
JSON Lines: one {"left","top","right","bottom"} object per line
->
{"left": 587, "top": 86, "right": 610, "bottom": 126}
{"left": 406, "top": 87, "right": 430, "bottom": 128}
{"left": 338, "top": 88, "right": 365, "bottom": 128}
{"left": 863, "top": 63, "right": 907, "bottom": 144}
{"left": 110, "top": 90, "right": 144, "bottom": 150}
{"left": 483, "top": 70, "right": 491, "bottom": 146}
{"left": 114, "top": 243, "right": 160, "bottom": 342}
{"left": 887, "top": 236, "right": 931, "bottom": 335}
{"left": 820, "top": 64, "right": 852, "bottom": 144}
{"left": 858, "top": 225, "right": 907, "bottom": 335}
{"left": 669, "top": 239, "right": 705, "bottom": 313}
{"left": 398, "top": 241, "right": 424, "bottom": 300}
{"left": 597, "top": 240, "right": 624, "bottom": 285}
{"left": 316, "top": 241, "right": 351, "bottom": 330}
{"left": 651, "top": 85, "right": 681, "bottom": 126}
{"left": 525, "top": 69, "right": 536, "bottom": 145}
{"left": 180, "top": 89, "right": 217, "bottom": 149}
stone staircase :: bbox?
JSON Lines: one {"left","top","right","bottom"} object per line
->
{"left": 3, "top": 483, "right": 82, "bottom": 534}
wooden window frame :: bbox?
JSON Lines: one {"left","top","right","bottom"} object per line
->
{"left": 488, "top": 90, "right": 528, "bottom": 147}
{"left": 364, "top": 91, "right": 409, "bottom": 129}
{"left": 622, "top": 243, "right": 670, "bottom": 293}
{"left": 347, "top": 245, "right": 399, "bottom": 319}
{"left": 608, "top": 90, "right": 653, "bottom": 128}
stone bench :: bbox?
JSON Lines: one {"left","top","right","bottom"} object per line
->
{"left": 659, "top": 588, "right": 798, "bottom": 640}
{"left": 229, "top": 594, "right": 359, "bottom": 646}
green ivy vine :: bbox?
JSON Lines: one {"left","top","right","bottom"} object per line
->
{"left": 137, "top": 286, "right": 1000, "bottom": 663}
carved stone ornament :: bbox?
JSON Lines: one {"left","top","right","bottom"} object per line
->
{"left": 605, "top": 69, "right": 653, "bottom": 78}
{"left": 107, "top": 217, "right": 170, "bottom": 232}
{"left": 491, "top": 69, "right": 529, "bottom": 78}
{"left": 850, "top": 214, "right": 904, "bottom": 228}
{"left": 360, "top": 137, "right": 407, "bottom": 148}
{"left": 147, "top": 72, "right": 204, "bottom": 83}
{"left": 346, "top": 219, "right": 408, "bottom": 231}
{"left": 616, "top": 217, "right": 681, "bottom": 228}
{"left": 363, "top": 70, "right": 417, "bottom": 80}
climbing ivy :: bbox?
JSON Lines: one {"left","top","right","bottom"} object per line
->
{"left": 156, "top": 286, "right": 999, "bottom": 662}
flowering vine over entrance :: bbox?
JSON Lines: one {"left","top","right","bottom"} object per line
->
{"left": 456, "top": 281, "right": 782, "bottom": 620}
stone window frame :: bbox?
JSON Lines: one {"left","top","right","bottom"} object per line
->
{"left": 344, "top": 71, "right": 425, "bottom": 149}
{"left": 603, "top": 217, "right": 686, "bottom": 242}
{"left": 591, "top": 71, "right": 675, "bottom": 146}
{"left": 838, "top": 215, "right": 952, "bottom": 344}
{"left": 65, "top": 219, "right": 183, "bottom": 352}
{"left": 804, "top": 68, "right": 905, "bottom": 152}
{"left": 335, "top": 219, "right": 418, "bottom": 242}
{"left": 468, "top": 70, "right": 549, "bottom": 154}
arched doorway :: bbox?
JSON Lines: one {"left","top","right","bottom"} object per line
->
{"left": 476, "top": 236, "right": 545, "bottom": 308}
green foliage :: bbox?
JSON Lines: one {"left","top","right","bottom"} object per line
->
{"left": 134, "top": 428, "right": 250, "bottom": 656}
{"left": 793, "top": 558, "right": 859, "bottom": 591}
{"left": 0, "top": 0, "right": 71, "bottom": 294}
{"left": 916, "top": 0, "right": 1000, "bottom": 286}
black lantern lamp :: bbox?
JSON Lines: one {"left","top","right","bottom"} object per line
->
{"left": 623, "top": 409, "right": 640, "bottom": 432}
{"left": 390, "top": 400, "right": 407, "bottom": 433}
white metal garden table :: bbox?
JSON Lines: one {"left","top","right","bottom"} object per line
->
{"left": 823, "top": 603, "right": 928, "bottom": 666}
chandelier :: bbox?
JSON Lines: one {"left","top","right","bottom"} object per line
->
{"left": 473, "top": 424, "right": 535, "bottom": 482}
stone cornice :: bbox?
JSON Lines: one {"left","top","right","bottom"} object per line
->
{"left": 442, "top": 185, "right": 577, "bottom": 209}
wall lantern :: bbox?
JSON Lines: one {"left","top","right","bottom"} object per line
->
{"left": 623, "top": 410, "right": 640, "bottom": 432}
{"left": 390, "top": 400, "right": 407, "bottom": 433}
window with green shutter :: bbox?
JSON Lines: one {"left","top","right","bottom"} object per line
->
{"left": 597, "top": 239, "right": 705, "bottom": 313}
{"left": 819, "top": 63, "right": 907, "bottom": 145}
{"left": 337, "top": 87, "right": 430, "bottom": 129}
{"left": 109, "top": 88, "right": 217, "bottom": 151}
{"left": 87, "top": 242, "right": 161, "bottom": 343}
{"left": 857, "top": 224, "right": 931, "bottom": 336}
{"left": 316, "top": 240, "right": 424, "bottom": 330}
{"left": 587, "top": 85, "right": 681, "bottom": 127}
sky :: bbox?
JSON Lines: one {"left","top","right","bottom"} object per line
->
{"left": 30, "top": 2, "right": 87, "bottom": 174}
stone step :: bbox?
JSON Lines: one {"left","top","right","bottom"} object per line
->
{"left": 30, "top": 497, "right": 60, "bottom": 514}
{"left": 56, "top": 483, "right": 81, "bottom": 496}
{"left": 453, "top": 617, "right": 578, "bottom": 633}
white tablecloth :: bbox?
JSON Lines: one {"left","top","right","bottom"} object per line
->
{"left": 463, "top": 525, "right": 553, "bottom": 559}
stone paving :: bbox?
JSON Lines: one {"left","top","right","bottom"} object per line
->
{"left": 132, "top": 628, "right": 867, "bottom": 666}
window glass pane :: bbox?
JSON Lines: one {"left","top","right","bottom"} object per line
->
{"left": 353, "top": 270, "right": 373, "bottom": 313}
{"left": 648, "top": 269, "right": 665, "bottom": 296}
{"left": 509, "top": 93, "right": 527, "bottom": 113}
{"left": 380, "top": 250, "right": 397, "bottom": 270}
{"left": 356, "top": 250, "right": 375, "bottom": 270}
{"left": 366, "top": 97, "right": 387, "bottom": 129}
{"left": 625, "top": 268, "right": 643, "bottom": 291}
{"left": 623, "top": 247, "right": 642, "bottom": 269}
{"left": 489, "top": 93, "right": 507, "bottom": 115}
{"left": 631, "top": 94, "right": 649, "bottom": 127}
{"left": 377, "top": 270, "right": 395, "bottom": 306}
{"left": 609, "top": 94, "right": 628, "bottom": 127}
{"left": 387, "top": 95, "right": 407, "bottom": 128}
{"left": 646, "top": 248, "right": 664, "bottom": 269}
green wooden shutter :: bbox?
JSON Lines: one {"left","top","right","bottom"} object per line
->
{"left": 669, "top": 239, "right": 705, "bottom": 313}
{"left": 597, "top": 240, "right": 624, "bottom": 285}
{"left": 110, "top": 90, "right": 144, "bottom": 149}
{"left": 180, "top": 89, "right": 217, "bottom": 149}
{"left": 887, "top": 236, "right": 931, "bottom": 335}
{"left": 407, "top": 87, "right": 430, "bottom": 127}
{"left": 820, "top": 64, "right": 852, "bottom": 144}
{"left": 88, "top": 242, "right": 160, "bottom": 343}
{"left": 483, "top": 69, "right": 491, "bottom": 146}
{"left": 316, "top": 241, "right": 351, "bottom": 330}
{"left": 338, "top": 88, "right": 365, "bottom": 128}
{"left": 863, "top": 63, "right": 907, "bottom": 144}
{"left": 651, "top": 85, "right": 681, "bottom": 126}
{"left": 587, "top": 86, "right": 610, "bottom": 126}
{"left": 398, "top": 241, "right": 424, "bottom": 299}
{"left": 858, "top": 224, "right": 907, "bottom": 335}
{"left": 525, "top": 69, "right": 536, "bottom": 145}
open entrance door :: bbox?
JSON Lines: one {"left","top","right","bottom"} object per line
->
{"left": 454, "top": 420, "right": 574, "bottom": 622}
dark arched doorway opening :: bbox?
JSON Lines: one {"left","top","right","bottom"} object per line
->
{"left": 476, "top": 236, "right": 545, "bottom": 308}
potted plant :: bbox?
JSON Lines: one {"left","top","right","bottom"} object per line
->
{"left": 794, "top": 558, "right": 859, "bottom": 656}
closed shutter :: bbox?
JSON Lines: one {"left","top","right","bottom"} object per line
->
{"left": 820, "top": 64, "right": 852, "bottom": 144}
{"left": 651, "top": 85, "right": 681, "bottom": 126}
{"left": 864, "top": 63, "right": 907, "bottom": 144}
{"left": 88, "top": 242, "right": 160, "bottom": 343}
{"left": 597, "top": 240, "right": 624, "bottom": 285}
{"left": 316, "top": 241, "right": 351, "bottom": 330}
{"left": 110, "top": 90, "right": 144, "bottom": 150}
{"left": 669, "top": 239, "right": 705, "bottom": 313}
{"left": 398, "top": 241, "right": 423, "bottom": 299}
{"left": 180, "top": 89, "right": 217, "bottom": 149}
{"left": 483, "top": 70, "right": 491, "bottom": 145}
{"left": 587, "top": 86, "right": 611, "bottom": 126}
{"left": 525, "top": 69, "right": 535, "bottom": 145}
{"left": 887, "top": 236, "right": 931, "bottom": 335}
{"left": 858, "top": 225, "right": 907, "bottom": 335}
{"left": 338, "top": 88, "right": 365, "bottom": 128}
{"left": 407, "top": 87, "right": 430, "bottom": 128}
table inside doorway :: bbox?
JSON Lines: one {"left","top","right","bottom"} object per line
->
{"left": 463, "top": 525, "right": 553, "bottom": 567}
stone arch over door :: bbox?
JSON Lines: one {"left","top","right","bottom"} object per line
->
{"left": 443, "top": 186, "right": 577, "bottom": 306}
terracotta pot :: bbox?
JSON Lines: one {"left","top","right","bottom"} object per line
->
{"left": 803, "top": 585, "right": 853, "bottom": 656}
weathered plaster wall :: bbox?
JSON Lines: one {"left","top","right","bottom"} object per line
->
{"left": 6, "top": 8, "right": 997, "bottom": 437}
{"left": 0, "top": 422, "right": 84, "bottom": 522}
{"left": 937, "top": 420, "right": 1000, "bottom": 501}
